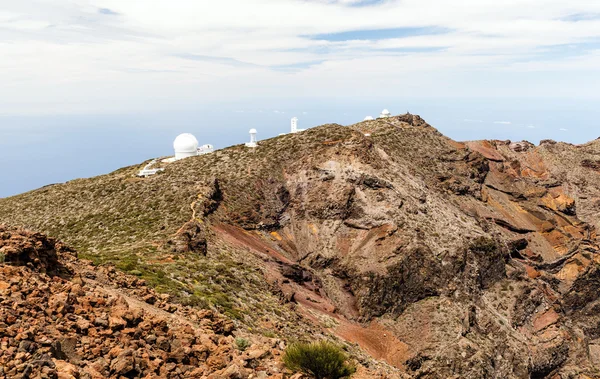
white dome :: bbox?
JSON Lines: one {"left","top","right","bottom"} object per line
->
{"left": 249, "top": 128, "right": 257, "bottom": 134}
{"left": 174, "top": 133, "right": 199, "bottom": 152}
{"left": 381, "top": 109, "right": 390, "bottom": 115}
{"left": 364, "top": 116, "right": 374, "bottom": 121}
{"left": 173, "top": 133, "right": 199, "bottom": 160}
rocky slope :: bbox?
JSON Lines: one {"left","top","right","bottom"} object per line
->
{"left": 1, "top": 114, "right": 599, "bottom": 378}
{"left": 0, "top": 225, "right": 292, "bottom": 378}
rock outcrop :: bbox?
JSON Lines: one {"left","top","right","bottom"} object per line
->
{"left": 0, "top": 226, "right": 66, "bottom": 276}
{"left": 0, "top": 226, "right": 292, "bottom": 379}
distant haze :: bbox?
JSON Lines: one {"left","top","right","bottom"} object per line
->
{"left": 1, "top": 98, "right": 598, "bottom": 198}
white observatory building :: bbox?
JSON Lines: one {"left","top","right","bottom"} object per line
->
{"left": 291, "top": 117, "right": 305, "bottom": 133}
{"left": 364, "top": 116, "right": 374, "bottom": 121}
{"left": 246, "top": 129, "right": 258, "bottom": 148}
{"left": 379, "top": 109, "right": 391, "bottom": 118}
{"left": 174, "top": 133, "right": 199, "bottom": 160}
{"left": 198, "top": 144, "right": 214, "bottom": 155}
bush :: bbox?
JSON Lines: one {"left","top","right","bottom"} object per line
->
{"left": 283, "top": 341, "right": 356, "bottom": 379}
{"left": 235, "top": 337, "right": 250, "bottom": 351}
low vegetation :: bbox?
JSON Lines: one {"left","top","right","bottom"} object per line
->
{"left": 283, "top": 341, "right": 356, "bottom": 379}
{"left": 235, "top": 337, "right": 250, "bottom": 351}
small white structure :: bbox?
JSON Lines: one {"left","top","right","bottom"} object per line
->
{"left": 174, "top": 133, "right": 199, "bottom": 160}
{"left": 291, "top": 117, "right": 305, "bottom": 133}
{"left": 137, "top": 159, "right": 165, "bottom": 177}
{"left": 364, "top": 116, "right": 374, "bottom": 121}
{"left": 246, "top": 128, "right": 258, "bottom": 148}
{"left": 138, "top": 168, "right": 164, "bottom": 177}
{"left": 198, "top": 144, "right": 214, "bottom": 155}
{"left": 379, "top": 109, "right": 391, "bottom": 118}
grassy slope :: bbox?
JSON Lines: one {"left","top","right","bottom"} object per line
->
{"left": 0, "top": 123, "right": 365, "bottom": 338}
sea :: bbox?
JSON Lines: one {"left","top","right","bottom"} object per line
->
{"left": 1, "top": 99, "right": 598, "bottom": 198}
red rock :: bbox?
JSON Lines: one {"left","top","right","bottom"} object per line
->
{"left": 533, "top": 309, "right": 561, "bottom": 332}
{"left": 110, "top": 349, "right": 135, "bottom": 376}
{"left": 54, "top": 359, "right": 79, "bottom": 379}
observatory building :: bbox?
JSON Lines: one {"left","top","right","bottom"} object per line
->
{"left": 246, "top": 129, "right": 258, "bottom": 148}
{"left": 364, "top": 116, "right": 374, "bottom": 121}
{"left": 291, "top": 117, "right": 305, "bottom": 133}
{"left": 137, "top": 159, "right": 164, "bottom": 177}
{"left": 174, "top": 133, "right": 199, "bottom": 160}
{"left": 138, "top": 132, "right": 213, "bottom": 177}
{"left": 198, "top": 144, "right": 214, "bottom": 155}
{"left": 379, "top": 109, "right": 391, "bottom": 118}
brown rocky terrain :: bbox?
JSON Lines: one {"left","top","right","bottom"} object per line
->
{"left": 0, "top": 225, "right": 296, "bottom": 378}
{"left": 1, "top": 114, "right": 599, "bottom": 378}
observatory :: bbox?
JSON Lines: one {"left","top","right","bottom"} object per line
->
{"left": 291, "top": 117, "right": 305, "bottom": 133}
{"left": 137, "top": 132, "right": 213, "bottom": 178}
{"left": 174, "top": 133, "right": 199, "bottom": 160}
{"left": 379, "top": 109, "right": 391, "bottom": 118}
{"left": 364, "top": 116, "right": 374, "bottom": 121}
{"left": 245, "top": 129, "right": 258, "bottom": 148}
{"left": 198, "top": 144, "right": 214, "bottom": 155}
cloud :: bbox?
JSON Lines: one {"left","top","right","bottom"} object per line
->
{"left": 305, "top": 0, "right": 388, "bottom": 6}
{"left": 561, "top": 13, "right": 600, "bottom": 22}
{"left": 98, "top": 8, "right": 119, "bottom": 16}
{"left": 306, "top": 27, "right": 451, "bottom": 42}
{"left": 1, "top": 0, "right": 600, "bottom": 114}
{"left": 494, "top": 121, "right": 512, "bottom": 125}
{"left": 463, "top": 119, "right": 484, "bottom": 123}
{"left": 270, "top": 60, "right": 327, "bottom": 72}
{"left": 174, "top": 54, "right": 260, "bottom": 68}
{"left": 560, "top": 128, "right": 569, "bottom": 131}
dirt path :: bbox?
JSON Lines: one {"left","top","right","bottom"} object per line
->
{"left": 70, "top": 259, "right": 199, "bottom": 330}
{"left": 96, "top": 281, "right": 196, "bottom": 328}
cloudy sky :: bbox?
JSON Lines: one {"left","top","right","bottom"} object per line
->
{"left": 1, "top": 0, "right": 599, "bottom": 196}
{"left": 2, "top": 0, "right": 600, "bottom": 114}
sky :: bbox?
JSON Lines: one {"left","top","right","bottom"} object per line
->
{"left": 1, "top": 0, "right": 599, "bottom": 197}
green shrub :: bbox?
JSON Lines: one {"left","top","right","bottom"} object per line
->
{"left": 235, "top": 337, "right": 250, "bottom": 351}
{"left": 283, "top": 341, "right": 356, "bottom": 379}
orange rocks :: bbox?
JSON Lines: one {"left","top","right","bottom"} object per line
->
{"left": 533, "top": 309, "right": 561, "bottom": 332}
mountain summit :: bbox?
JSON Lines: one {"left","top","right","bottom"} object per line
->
{"left": 1, "top": 114, "right": 600, "bottom": 378}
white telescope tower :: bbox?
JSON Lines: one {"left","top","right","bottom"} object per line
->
{"left": 246, "top": 129, "right": 258, "bottom": 148}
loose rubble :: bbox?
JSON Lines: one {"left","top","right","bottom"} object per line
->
{"left": 0, "top": 226, "right": 289, "bottom": 379}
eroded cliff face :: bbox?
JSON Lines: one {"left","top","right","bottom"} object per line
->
{"left": 1, "top": 115, "right": 599, "bottom": 378}
{"left": 205, "top": 116, "right": 600, "bottom": 377}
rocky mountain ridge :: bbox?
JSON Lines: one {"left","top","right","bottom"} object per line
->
{"left": 1, "top": 114, "right": 599, "bottom": 378}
